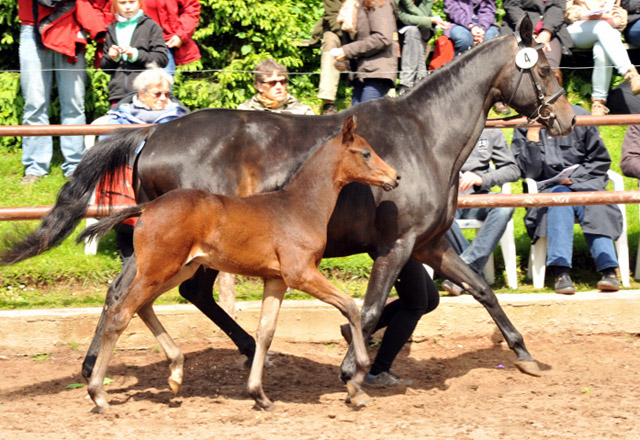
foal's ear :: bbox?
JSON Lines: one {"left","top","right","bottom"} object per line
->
{"left": 517, "top": 14, "right": 534, "bottom": 47}
{"left": 342, "top": 115, "right": 357, "bottom": 146}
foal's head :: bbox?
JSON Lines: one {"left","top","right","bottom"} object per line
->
{"left": 337, "top": 116, "right": 400, "bottom": 192}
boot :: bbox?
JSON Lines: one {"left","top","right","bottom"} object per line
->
{"left": 624, "top": 66, "right": 640, "bottom": 95}
{"left": 591, "top": 98, "right": 610, "bottom": 116}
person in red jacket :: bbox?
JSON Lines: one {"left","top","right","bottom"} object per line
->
{"left": 18, "top": 0, "right": 109, "bottom": 184}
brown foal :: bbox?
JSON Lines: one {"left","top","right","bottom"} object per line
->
{"left": 78, "top": 116, "right": 400, "bottom": 413}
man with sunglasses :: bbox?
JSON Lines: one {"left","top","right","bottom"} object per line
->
{"left": 238, "top": 58, "right": 314, "bottom": 115}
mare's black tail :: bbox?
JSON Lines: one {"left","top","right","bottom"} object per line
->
{"left": 0, "top": 126, "right": 155, "bottom": 265}
{"left": 77, "top": 204, "right": 147, "bottom": 244}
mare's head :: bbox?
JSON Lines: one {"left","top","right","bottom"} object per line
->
{"left": 496, "top": 15, "right": 575, "bottom": 136}
{"left": 336, "top": 116, "right": 400, "bottom": 191}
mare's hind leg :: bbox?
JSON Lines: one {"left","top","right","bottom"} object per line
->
{"left": 137, "top": 303, "right": 184, "bottom": 394}
{"left": 416, "top": 243, "right": 540, "bottom": 376}
{"left": 179, "top": 267, "right": 256, "bottom": 362}
{"left": 287, "top": 267, "right": 371, "bottom": 407}
{"left": 247, "top": 277, "right": 287, "bottom": 411}
{"left": 82, "top": 257, "right": 138, "bottom": 381}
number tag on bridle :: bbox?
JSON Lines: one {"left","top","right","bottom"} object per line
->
{"left": 515, "top": 48, "right": 538, "bottom": 69}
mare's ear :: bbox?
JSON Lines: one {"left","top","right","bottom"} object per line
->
{"left": 342, "top": 114, "right": 357, "bottom": 146}
{"left": 517, "top": 14, "right": 533, "bottom": 47}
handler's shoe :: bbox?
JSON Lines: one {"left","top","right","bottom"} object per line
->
{"left": 554, "top": 273, "right": 576, "bottom": 295}
{"left": 597, "top": 270, "right": 620, "bottom": 292}
{"left": 364, "top": 371, "right": 413, "bottom": 389}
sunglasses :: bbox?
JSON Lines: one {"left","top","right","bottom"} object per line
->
{"left": 262, "top": 79, "right": 287, "bottom": 87}
{"left": 147, "top": 91, "right": 172, "bottom": 99}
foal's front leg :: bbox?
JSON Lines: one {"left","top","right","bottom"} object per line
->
{"left": 247, "top": 277, "right": 287, "bottom": 411}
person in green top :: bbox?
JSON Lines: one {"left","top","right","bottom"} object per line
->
{"left": 101, "top": 0, "right": 168, "bottom": 105}
{"left": 396, "top": 0, "right": 449, "bottom": 95}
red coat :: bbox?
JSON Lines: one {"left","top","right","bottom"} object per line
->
{"left": 104, "top": 0, "right": 201, "bottom": 65}
{"left": 18, "top": 0, "right": 109, "bottom": 62}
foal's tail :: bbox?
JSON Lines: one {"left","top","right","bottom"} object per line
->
{"left": 0, "top": 126, "right": 155, "bottom": 265}
{"left": 77, "top": 205, "right": 147, "bottom": 244}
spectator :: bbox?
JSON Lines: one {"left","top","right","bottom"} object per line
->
{"left": 101, "top": 0, "right": 168, "bottom": 106}
{"left": 238, "top": 58, "right": 314, "bottom": 114}
{"left": 607, "top": 82, "right": 640, "bottom": 179}
{"left": 565, "top": 0, "right": 640, "bottom": 116}
{"left": 329, "top": 0, "right": 399, "bottom": 104}
{"left": 304, "top": 0, "right": 343, "bottom": 114}
{"left": 396, "top": 0, "right": 450, "bottom": 94}
{"left": 441, "top": 128, "right": 520, "bottom": 296}
{"left": 500, "top": 0, "right": 573, "bottom": 70}
{"left": 95, "top": 67, "right": 188, "bottom": 261}
{"left": 443, "top": 0, "right": 500, "bottom": 56}
{"left": 17, "top": 0, "right": 109, "bottom": 184}
{"left": 511, "top": 102, "right": 623, "bottom": 294}
{"left": 134, "top": 0, "right": 201, "bottom": 76}
{"left": 621, "top": 0, "right": 640, "bottom": 46}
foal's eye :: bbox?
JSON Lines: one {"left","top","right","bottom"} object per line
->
{"left": 361, "top": 150, "right": 371, "bottom": 160}
{"left": 539, "top": 66, "right": 551, "bottom": 78}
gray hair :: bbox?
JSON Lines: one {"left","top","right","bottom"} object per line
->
{"left": 254, "top": 58, "right": 288, "bottom": 86}
{"left": 133, "top": 66, "right": 174, "bottom": 92}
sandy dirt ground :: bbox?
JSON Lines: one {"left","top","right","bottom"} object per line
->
{"left": 1, "top": 332, "right": 639, "bottom": 440}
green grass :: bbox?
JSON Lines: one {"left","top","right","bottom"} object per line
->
{"left": 1, "top": 125, "right": 639, "bottom": 310}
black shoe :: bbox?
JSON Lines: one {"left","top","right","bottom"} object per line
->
{"left": 364, "top": 371, "right": 413, "bottom": 389}
{"left": 554, "top": 272, "right": 576, "bottom": 295}
{"left": 322, "top": 103, "right": 338, "bottom": 115}
{"left": 597, "top": 270, "right": 620, "bottom": 292}
{"left": 397, "top": 85, "right": 410, "bottom": 96}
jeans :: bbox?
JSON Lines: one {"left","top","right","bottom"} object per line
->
{"left": 625, "top": 20, "right": 640, "bottom": 46}
{"left": 567, "top": 20, "right": 633, "bottom": 100}
{"left": 399, "top": 26, "right": 429, "bottom": 88}
{"left": 19, "top": 25, "right": 86, "bottom": 177}
{"left": 448, "top": 24, "right": 500, "bottom": 56}
{"left": 445, "top": 206, "right": 514, "bottom": 274}
{"left": 164, "top": 47, "right": 176, "bottom": 78}
{"left": 545, "top": 186, "right": 619, "bottom": 272}
{"left": 351, "top": 78, "right": 393, "bottom": 105}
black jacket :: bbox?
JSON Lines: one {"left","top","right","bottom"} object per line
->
{"left": 100, "top": 14, "right": 169, "bottom": 103}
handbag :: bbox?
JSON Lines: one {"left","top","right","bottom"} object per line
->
{"left": 338, "top": 0, "right": 359, "bottom": 35}
{"left": 428, "top": 35, "right": 455, "bottom": 70}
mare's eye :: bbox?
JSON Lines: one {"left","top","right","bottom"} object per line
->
{"left": 361, "top": 150, "right": 371, "bottom": 160}
{"left": 539, "top": 65, "right": 551, "bottom": 78}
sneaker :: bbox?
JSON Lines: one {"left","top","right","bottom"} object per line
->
{"left": 397, "top": 85, "right": 410, "bottom": 96}
{"left": 20, "top": 174, "right": 40, "bottom": 185}
{"left": 322, "top": 103, "right": 338, "bottom": 115}
{"left": 597, "top": 271, "right": 620, "bottom": 292}
{"left": 591, "top": 99, "right": 610, "bottom": 116}
{"left": 441, "top": 279, "right": 464, "bottom": 296}
{"left": 554, "top": 272, "right": 576, "bottom": 295}
{"left": 364, "top": 371, "right": 413, "bottom": 389}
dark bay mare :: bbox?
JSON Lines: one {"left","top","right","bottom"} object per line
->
{"left": 77, "top": 116, "right": 399, "bottom": 412}
{"left": 1, "top": 17, "right": 575, "bottom": 385}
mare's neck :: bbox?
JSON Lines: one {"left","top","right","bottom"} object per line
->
{"left": 282, "top": 136, "right": 347, "bottom": 224}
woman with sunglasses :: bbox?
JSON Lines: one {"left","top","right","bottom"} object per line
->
{"left": 238, "top": 58, "right": 315, "bottom": 115}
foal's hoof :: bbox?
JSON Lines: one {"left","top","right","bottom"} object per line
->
{"left": 514, "top": 359, "right": 542, "bottom": 377}
{"left": 345, "top": 382, "right": 370, "bottom": 407}
{"left": 90, "top": 403, "right": 110, "bottom": 414}
{"left": 169, "top": 378, "right": 181, "bottom": 395}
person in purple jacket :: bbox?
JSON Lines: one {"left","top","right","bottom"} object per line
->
{"left": 443, "top": 0, "right": 500, "bottom": 55}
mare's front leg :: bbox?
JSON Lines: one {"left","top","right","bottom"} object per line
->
{"left": 247, "top": 278, "right": 287, "bottom": 411}
{"left": 137, "top": 303, "right": 184, "bottom": 394}
{"left": 417, "top": 242, "right": 540, "bottom": 376}
{"left": 179, "top": 266, "right": 256, "bottom": 361}
{"left": 340, "top": 239, "right": 415, "bottom": 383}
{"left": 82, "top": 257, "right": 137, "bottom": 381}
{"left": 288, "top": 267, "right": 371, "bottom": 407}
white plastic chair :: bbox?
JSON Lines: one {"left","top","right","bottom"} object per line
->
{"left": 525, "top": 169, "right": 629, "bottom": 288}
{"left": 83, "top": 116, "right": 111, "bottom": 255}
{"left": 424, "top": 181, "right": 519, "bottom": 289}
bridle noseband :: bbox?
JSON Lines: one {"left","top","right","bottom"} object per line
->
{"left": 503, "top": 33, "right": 565, "bottom": 124}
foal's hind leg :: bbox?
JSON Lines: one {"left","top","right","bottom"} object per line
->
{"left": 287, "top": 267, "right": 371, "bottom": 407}
{"left": 247, "top": 277, "right": 287, "bottom": 411}
{"left": 137, "top": 303, "right": 184, "bottom": 394}
{"left": 416, "top": 243, "right": 540, "bottom": 376}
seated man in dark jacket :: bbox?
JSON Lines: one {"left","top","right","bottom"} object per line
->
{"left": 511, "top": 103, "right": 623, "bottom": 294}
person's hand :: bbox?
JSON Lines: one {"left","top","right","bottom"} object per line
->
{"left": 108, "top": 45, "right": 121, "bottom": 60}
{"left": 432, "top": 16, "right": 450, "bottom": 30}
{"left": 601, "top": 11, "right": 620, "bottom": 28}
{"left": 166, "top": 35, "right": 183, "bottom": 48}
{"left": 535, "top": 30, "right": 552, "bottom": 52}
{"left": 557, "top": 178, "right": 573, "bottom": 185}
{"left": 526, "top": 126, "right": 542, "bottom": 142}
{"left": 121, "top": 46, "right": 136, "bottom": 59}
{"left": 459, "top": 171, "right": 483, "bottom": 192}
{"left": 330, "top": 47, "right": 346, "bottom": 61}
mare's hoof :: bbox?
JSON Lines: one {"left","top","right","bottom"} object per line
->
{"left": 253, "top": 400, "right": 275, "bottom": 412}
{"left": 345, "top": 382, "right": 370, "bottom": 407}
{"left": 514, "top": 359, "right": 542, "bottom": 377}
{"left": 169, "top": 378, "right": 181, "bottom": 395}
{"left": 90, "top": 404, "right": 109, "bottom": 414}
